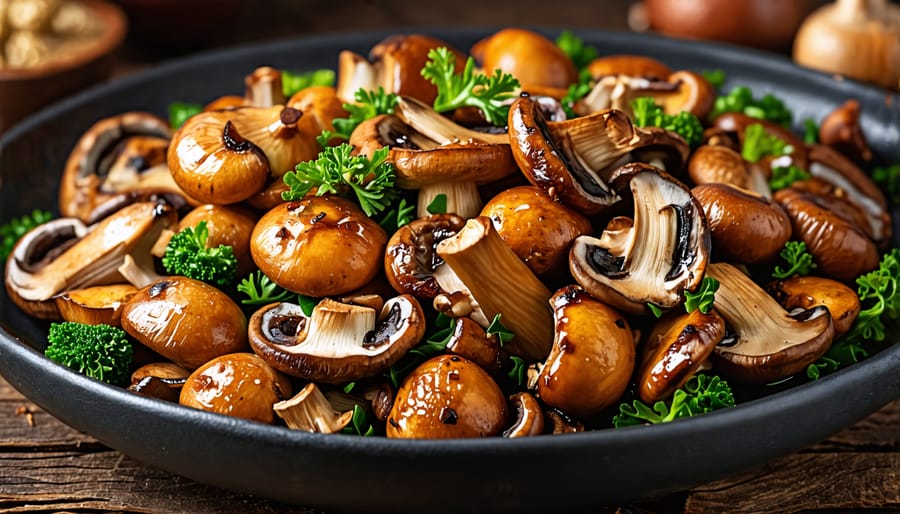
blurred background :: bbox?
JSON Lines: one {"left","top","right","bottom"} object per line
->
{"left": 2, "top": 0, "right": 899, "bottom": 133}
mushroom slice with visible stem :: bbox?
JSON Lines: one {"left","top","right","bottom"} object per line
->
{"left": 707, "top": 262, "right": 835, "bottom": 384}
{"left": 569, "top": 163, "right": 711, "bottom": 315}
{"left": 503, "top": 392, "right": 544, "bottom": 438}
{"left": 767, "top": 276, "right": 861, "bottom": 337}
{"left": 508, "top": 96, "right": 689, "bottom": 215}
{"left": 59, "top": 112, "right": 189, "bottom": 222}
{"left": 578, "top": 70, "right": 714, "bottom": 120}
{"left": 274, "top": 383, "right": 354, "bottom": 434}
{"left": 5, "top": 202, "right": 177, "bottom": 319}
{"left": 244, "top": 66, "right": 285, "bottom": 107}
{"left": 436, "top": 216, "right": 553, "bottom": 361}
{"left": 248, "top": 295, "right": 426, "bottom": 384}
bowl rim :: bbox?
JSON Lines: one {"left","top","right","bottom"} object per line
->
{"left": 0, "top": 0, "right": 127, "bottom": 80}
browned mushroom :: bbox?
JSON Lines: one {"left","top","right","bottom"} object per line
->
{"left": 767, "top": 276, "right": 861, "bottom": 336}
{"left": 818, "top": 99, "right": 872, "bottom": 162}
{"left": 503, "top": 392, "right": 544, "bottom": 438}
{"left": 444, "top": 317, "right": 504, "bottom": 375}
{"left": 688, "top": 144, "right": 770, "bottom": 197}
{"left": 471, "top": 28, "right": 578, "bottom": 96}
{"left": 180, "top": 353, "right": 291, "bottom": 424}
{"left": 274, "top": 383, "right": 354, "bottom": 433}
{"left": 387, "top": 355, "right": 508, "bottom": 439}
{"left": 248, "top": 295, "right": 425, "bottom": 383}
{"left": 707, "top": 263, "right": 835, "bottom": 384}
{"left": 587, "top": 55, "right": 672, "bottom": 80}
{"left": 537, "top": 285, "right": 634, "bottom": 419}
{"left": 121, "top": 277, "right": 249, "bottom": 370}
{"left": 383, "top": 213, "right": 467, "bottom": 299}
{"left": 128, "top": 362, "right": 191, "bottom": 402}
{"left": 692, "top": 183, "right": 791, "bottom": 264}
{"left": 250, "top": 195, "right": 387, "bottom": 297}
{"left": 54, "top": 284, "right": 138, "bottom": 326}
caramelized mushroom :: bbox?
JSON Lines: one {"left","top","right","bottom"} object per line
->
{"left": 537, "top": 285, "right": 634, "bottom": 419}
{"left": 587, "top": 54, "right": 672, "bottom": 80}
{"left": 503, "top": 392, "right": 544, "bottom": 438}
{"left": 444, "top": 316, "right": 504, "bottom": 375}
{"left": 128, "top": 362, "right": 190, "bottom": 402}
{"left": 818, "top": 99, "right": 872, "bottom": 162}
{"left": 250, "top": 196, "right": 387, "bottom": 297}
{"left": 471, "top": 28, "right": 578, "bottom": 95}
{"left": 688, "top": 144, "right": 770, "bottom": 197}
{"left": 54, "top": 284, "right": 138, "bottom": 326}
{"left": 767, "top": 276, "right": 861, "bottom": 336}
{"left": 383, "top": 213, "right": 467, "bottom": 299}
{"left": 274, "top": 383, "right": 353, "bottom": 433}
{"left": 180, "top": 353, "right": 291, "bottom": 424}
{"left": 387, "top": 355, "right": 508, "bottom": 439}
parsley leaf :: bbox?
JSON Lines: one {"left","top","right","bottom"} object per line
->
{"left": 613, "top": 374, "right": 734, "bottom": 427}
{"left": 631, "top": 97, "right": 703, "bottom": 147}
{"left": 507, "top": 356, "right": 527, "bottom": 388}
{"left": 421, "top": 47, "right": 520, "bottom": 126}
{"left": 282, "top": 143, "right": 397, "bottom": 216}
{"left": 772, "top": 241, "right": 817, "bottom": 279}
{"left": 555, "top": 30, "right": 598, "bottom": 70}
{"left": 711, "top": 85, "right": 792, "bottom": 126}
{"left": 647, "top": 303, "right": 664, "bottom": 318}
{"left": 486, "top": 314, "right": 515, "bottom": 346}
{"left": 237, "top": 270, "right": 318, "bottom": 315}
{"left": 161, "top": 221, "right": 237, "bottom": 287}
{"left": 341, "top": 404, "right": 375, "bottom": 436}
{"left": 426, "top": 194, "right": 447, "bottom": 215}
{"left": 282, "top": 69, "right": 335, "bottom": 97}
{"left": 684, "top": 277, "right": 719, "bottom": 314}
{"left": 378, "top": 198, "right": 415, "bottom": 234}
{"left": 769, "top": 165, "right": 811, "bottom": 191}
{"left": 315, "top": 87, "right": 399, "bottom": 147}
{"left": 561, "top": 78, "right": 592, "bottom": 119}
{"left": 701, "top": 69, "right": 726, "bottom": 91}
{"left": 741, "top": 123, "right": 793, "bottom": 162}
{"left": 803, "top": 118, "right": 820, "bottom": 144}
{"left": 0, "top": 209, "right": 53, "bottom": 263}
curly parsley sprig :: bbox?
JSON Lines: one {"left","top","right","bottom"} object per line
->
{"left": 282, "top": 143, "right": 397, "bottom": 216}
{"left": 162, "top": 221, "right": 237, "bottom": 287}
{"left": 631, "top": 97, "right": 704, "bottom": 147}
{"left": 421, "top": 47, "right": 520, "bottom": 126}
{"left": 0, "top": 209, "right": 53, "bottom": 263}
{"left": 316, "top": 87, "right": 399, "bottom": 146}
{"left": 555, "top": 30, "right": 597, "bottom": 71}
{"left": 772, "top": 241, "right": 817, "bottom": 279}
{"left": 282, "top": 69, "right": 335, "bottom": 97}
{"left": 741, "top": 123, "right": 793, "bottom": 162}
{"left": 684, "top": 277, "right": 719, "bottom": 314}
{"left": 613, "top": 374, "right": 734, "bottom": 427}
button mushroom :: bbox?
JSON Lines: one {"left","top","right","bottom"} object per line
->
{"left": 120, "top": 277, "right": 249, "bottom": 370}
{"left": 537, "top": 285, "right": 635, "bottom": 419}
{"left": 767, "top": 276, "right": 861, "bottom": 336}
{"left": 471, "top": 28, "right": 577, "bottom": 96}
{"left": 569, "top": 163, "right": 711, "bottom": 314}
{"left": 250, "top": 195, "right": 387, "bottom": 297}
{"left": 248, "top": 295, "right": 425, "bottom": 384}
{"left": 692, "top": 183, "right": 792, "bottom": 264}
{"left": 707, "top": 262, "right": 835, "bottom": 384}
{"left": 688, "top": 144, "right": 771, "bottom": 198}
{"left": 480, "top": 185, "right": 592, "bottom": 276}
{"left": 444, "top": 316, "right": 504, "bottom": 375}
{"left": 58, "top": 112, "right": 189, "bottom": 222}
{"left": 637, "top": 309, "right": 725, "bottom": 403}
{"left": 179, "top": 353, "right": 291, "bottom": 424}
{"left": 508, "top": 96, "right": 689, "bottom": 214}
{"left": 387, "top": 355, "right": 508, "bottom": 439}
{"left": 587, "top": 54, "right": 672, "bottom": 81}
{"left": 5, "top": 201, "right": 176, "bottom": 319}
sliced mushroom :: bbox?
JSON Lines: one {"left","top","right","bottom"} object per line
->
{"left": 274, "top": 383, "right": 354, "bottom": 433}
{"left": 59, "top": 112, "right": 189, "bottom": 222}
{"left": 248, "top": 295, "right": 425, "bottom": 384}
{"left": 444, "top": 317, "right": 504, "bottom": 375}
{"left": 537, "top": 285, "right": 634, "bottom": 419}
{"left": 502, "top": 392, "right": 544, "bottom": 438}
{"left": 508, "top": 96, "right": 689, "bottom": 214}
{"left": 128, "top": 362, "right": 191, "bottom": 402}
{"left": 767, "top": 276, "right": 861, "bottom": 336}
{"left": 54, "top": 283, "right": 138, "bottom": 326}
{"left": 579, "top": 70, "right": 714, "bottom": 120}
{"left": 637, "top": 309, "right": 725, "bottom": 403}
{"left": 180, "top": 353, "right": 291, "bottom": 424}
{"left": 471, "top": 28, "right": 578, "bottom": 96}
{"left": 480, "top": 186, "right": 592, "bottom": 276}
{"left": 692, "top": 183, "right": 791, "bottom": 264}
{"left": 251, "top": 196, "right": 387, "bottom": 297}
{"left": 5, "top": 202, "right": 176, "bottom": 319}
{"left": 707, "top": 262, "right": 835, "bottom": 384}
{"left": 387, "top": 355, "right": 508, "bottom": 439}
{"left": 570, "top": 163, "right": 711, "bottom": 314}
{"left": 436, "top": 216, "right": 554, "bottom": 361}
{"left": 384, "top": 213, "right": 467, "bottom": 299}
{"left": 336, "top": 34, "right": 466, "bottom": 104}
{"left": 819, "top": 99, "right": 872, "bottom": 162}
{"left": 774, "top": 187, "right": 880, "bottom": 282}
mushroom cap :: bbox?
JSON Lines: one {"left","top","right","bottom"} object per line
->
{"left": 444, "top": 316, "right": 504, "bottom": 375}
{"left": 774, "top": 187, "right": 880, "bottom": 282}
{"left": 818, "top": 99, "right": 872, "bottom": 162}
{"left": 537, "top": 285, "right": 635, "bottom": 419}
{"left": 708, "top": 263, "right": 835, "bottom": 384}
{"left": 637, "top": 309, "right": 725, "bottom": 403}
{"left": 383, "top": 213, "right": 467, "bottom": 299}
{"left": 54, "top": 283, "right": 138, "bottom": 327}
{"left": 128, "top": 362, "right": 190, "bottom": 403}
{"left": 471, "top": 28, "right": 578, "bottom": 91}
{"left": 121, "top": 277, "right": 249, "bottom": 370}
{"left": 569, "top": 163, "right": 711, "bottom": 314}
{"left": 502, "top": 392, "right": 545, "bottom": 438}
{"left": 692, "top": 183, "right": 791, "bottom": 264}
{"left": 176, "top": 204, "right": 258, "bottom": 277}
{"left": 180, "top": 353, "right": 291, "bottom": 424}
{"left": 480, "top": 185, "right": 592, "bottom": 275}
{"left": 587, "top": 54, "right": 673, "bottom": 80}
{"left": 688, "top": 144, "right": 752, "bottom": 190}
{"left": 286, "top": 86, "right": 350, "bottom": 144}
{"left": 250, "top": 195, "right": 387, "bottom": 297}
{"left": 248, "top": 295, "right": 426, "bottom": 384}
{"left": 387, "top": 355, "right": 508, "bottom": 439}
{"left": 767, "top": 276, "right": 861, "bottom": 336}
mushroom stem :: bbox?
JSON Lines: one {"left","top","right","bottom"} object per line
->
{"left": 245, "top": 66, "right": 286, "bottom": 107}
{"left": 279, "top": 299, "right": 376, "bottom": 356}
{"left": 274, "top": 383, "right": 353, "bottom": 433}
{"left": 394, "top": 96, "right": 508, "bottom": 145}
{"left": 417, "top": 180, "right": 482, "bottom": 218}
{"left": 437, "top": 217, "right": 553, "bottom": 361}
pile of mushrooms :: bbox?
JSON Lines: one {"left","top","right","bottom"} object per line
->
{"left": 4, "top": 28, "right": 894, "bottom": 438}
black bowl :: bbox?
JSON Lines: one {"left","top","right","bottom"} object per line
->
{"left": 1, "top": 28, "right": 899, "bottom": 513}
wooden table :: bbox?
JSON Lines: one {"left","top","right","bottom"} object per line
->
{"left": 2, "top": 1, "right": 898, "bottom": 511}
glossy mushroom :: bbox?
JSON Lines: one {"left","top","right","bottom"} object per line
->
{"left": 383, "top": 213, "right": 467, "bottom": 299}
{"left": 536, "top": 285, "right": 635, "bottom": 419}
{"left": 818, "top": 99, "right": 872, "bottom": 162}
{"left": 587, "top": 54, "right": 672, "bottom": 80}
{"left": 128, "top": 362, "right": 191, "bottom": 402}
{"left": 503, "top": 392, "right": 544, "bottom": 438}
{"left": 471, "top": 28, "right": 577, "bottom": 95}
{"left": 692, "top": 183, "right": 791, "bottom": 264}
{"left": 687, "top": 144, "right": 771, "bottom": 197}
{"left": 250, "top": 196, "right": 387, "bottom": 297}
{"left": 120, "top": 277, "right": 249, "bottom": 370}
{"left": 274, "top": 383, "right": 354, "bottom": 433}
{"left": 444, "top": 316, "right": 504, "bottom": 375}
{"left": 54, "top": 284, "right": 138, "bottom": 326}
{"left": 508, "top": 96, "right": 689, "bottom": 214}
{"left": 707, "top": 262, "right": 835, "bottom": 384}
{"left": 248, "top": 295, "right": 425, "bottom": 384}
{"left": 480, "top": 186, "right": 592, "bottom": 276}
{"left": 569, "top": 163, "right": 711, "bottom": 314}
{"left": 387, "top": 355, "right": 508, "bottom": 439}
{"left": 767, "top": 276, "right": 861, "bottom": 336}
{"left": 180, "top": 353, "right": 291, "bottom": 424}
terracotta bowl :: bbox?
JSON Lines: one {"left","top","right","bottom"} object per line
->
{"left": 0, "top": 0, "right": 127, "bottom": 133}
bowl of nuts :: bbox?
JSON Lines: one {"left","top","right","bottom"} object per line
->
{"left": 0, "top": 0, "right": 126, "bottom": 133}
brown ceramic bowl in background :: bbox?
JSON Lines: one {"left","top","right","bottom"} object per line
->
{"left": 0, "top": 0, "right": 126, "bottom": 133}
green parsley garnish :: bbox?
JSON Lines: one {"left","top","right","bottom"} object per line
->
{"left": 507, "top": 356, "right": 527, "bottom": 388}
{"left": 168, "top": 102, "right": 203, "bottom": 130}
{"left": 282, "top": 69, "right": 335, "bottom": 97}
{"left": 342, "top": 404, "right": 375, "bottom": 436}
{"left": 486, "top": 314, "right": 515, "bottom": 346}
{"left": 741, "top": 123, "right": 792, "bottom": 162}
{"left": 631, "top": 97, "right": 704, "bottom": 147}
{"left": 771, "top": 241, "right": 817, "bottom": 279}
{"left": 426, "top": 194, "right": 447, "bottom": 215}
{"left": 769, "top": 165, "right": 811, "bottom": 191}
{"left": 803, "top": 118, "right": 820, "bottom": 144}
{"left": 613, "top": 374, "right": 734, "bottom": 427}
{"left": 421, "top": 47, "right": 520, "bottom": 126}
{"left": 0, "top": 209, "right": 52, "bottom": 263}
{"left": 282, "top": 143, "right": 397, "bottom": 216}
{"left": 701, "top": 69, "right": 726, "bottom": 91}
{"left": 684, "top": 277, "right": 719, "bottom": 314}
{"left": 555, "top": 30, "right": 598, "bottom": 70}
{"left": 872, "top": 164, "right": 900, "bottom": 202}
{"left": 161, "top": 221, "right": 237, "bottom": 287}
{"left": 237, "top": 270, "right": 317, "bottom": 315}
{"left": 316, "top": 87, "right": 399, "bottom": 147}
{"left": 711, "top": 85, "right": 792, "bottom": 126}
{"left": 378, "top": 198, "right": 415, "bottom": 234}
